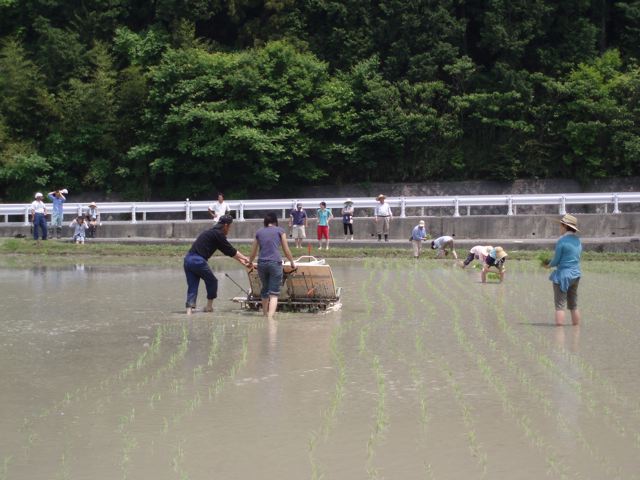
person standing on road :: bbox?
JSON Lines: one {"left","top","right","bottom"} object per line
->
{"left": 374, "top": 194, "right": 392, "bottom": 242}
{"left": 289, "top": 203, "right": 307, "bottom": 248}
{"left": 410, "top": 220, "right": 429, "bottom": 258}
{"left": 86, "top": 202, "right": 100, "bottom": 238}
{"left": 342, "top": 198, "right": 354, "bottom": 241}
{"left": 183, "top": 215, "right": 250, "bottom": 315}
{"left": 208, "top": 193, "right": 230, "bottom": 223}
{"left": 248, "top": 212, "right": 296, "bottom": 320}
{"left": 316, "top": 201, "right": 333, "bottom": 250}
{"left": 47, "top": 188, "right": 67, "bottom": 239}
{"left": 30, "top": 192, "right": 48, "bottom": 242}
{"left": 431, "top": 235, "right": 457, "bottom": 259}
{"left": 545, "top": 214, "right": 582, "bottom": 326}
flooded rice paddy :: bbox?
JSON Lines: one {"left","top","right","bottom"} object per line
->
{"left": 1, "top": 258, "right": 639, "bottom": 479}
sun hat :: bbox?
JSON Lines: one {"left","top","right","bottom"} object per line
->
{"left": 418, "top": 220, "right": 425, "bottom": 227}
{"left": 344, "top": 198, "right": 353, "bottom": 204}
{"left": 61, "top": 188, "right": 68, "bottom": 194}
{"left": 557, "top": 213, "right": 579, "bottom": 232}
{"left": 217, "top": 214, "right": 234, "bottom": 225}
{"left": 494, "top": 247, "right": 508, "bottom": 260}
{"left": 35, "top": 192, "right": 43, "bottom": 198}
{"left": 376, "top": 194, "right": 386, "bottom": 200}
{"left": 89, "top": 202, "right": 97, "bottom": 207}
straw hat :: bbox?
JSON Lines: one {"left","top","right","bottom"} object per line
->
{"left": 344, "top": 198, "right": 353, "bottom": 205}
{"left": 494, "top": 247, "right": 508, "bottom": 260}
{"left": 89, "top": 202, "right": 97, "bottom": 207}
{"left": 35, "top": 192, "right": 43, "bottom": 198}
{"left": 376, "top": 194, "right": 386, "bottom": 201}
{"left": 557, "top": 213, "right": 579, "bottom": 232}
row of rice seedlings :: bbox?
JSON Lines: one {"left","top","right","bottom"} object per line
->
{"left": 308, "top": 260, "right": 378, "bottom": 480}
{"left": 171, "top": 439, "right": 190, "bottom": 480}
{"left": 421, "top": 269, "right": 573, "bottom": 479}
{"left": 365, "top": 355, "right": 389, "bottom": 480}
{"left": 444, "top": 271, "right": 625, "bottom": 477}
{"left": 0, "top": 456, "right": 11, "bottom": 480}
{"left": 418, "top": 272, "right": 489, "bottom": 477}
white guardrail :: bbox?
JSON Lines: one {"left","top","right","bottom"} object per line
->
{"left": 1, "top": 193, "right": 639, "bottom": 225}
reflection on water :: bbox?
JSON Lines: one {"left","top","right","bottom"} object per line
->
{"left": 1, "top": 259, "right": 639, "bottom": 479}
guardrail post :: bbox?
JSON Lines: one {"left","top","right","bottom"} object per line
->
{"left": 507, "top": 196, "right": 514, "bottom": 216}
{"left": 185, "top": 198, "right": 191, "bottom": 222}
{"left": 77, "top": 203, "right": 82, "bottom": 218}
{"left": 142, "top": 211, "right": 147, "bottom": 221}
{"left": 400, "top": 196, "right": 406, "bottom": 218}
{"left": 453, "top": 197, "right": 460, "bottom": 217}
{"left": 131, "top": 203, "right": 137, "bottom": 223}
{"left": 239, "top": 202, "right": 245, "bottom": 221}
{"left": 613, "top": 194, "right": 620, "bottom": 214}
{"left": 24, "top": 207, "right": 30, "bottom": 225}
{"left": 559, "top": 196, "right": 566, "bottom": 215}
{"left": 466, "top": 205, "right": 470, "bottom": 216}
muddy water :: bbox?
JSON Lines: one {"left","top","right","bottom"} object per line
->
{"left": 1, "top": 259, "right": 639, "bottom": 479}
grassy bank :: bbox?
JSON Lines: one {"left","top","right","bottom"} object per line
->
{"left": 1, "top": 238, "right": 639, "bottom": 266}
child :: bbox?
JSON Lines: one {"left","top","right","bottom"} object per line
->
{"left": 316, "top": 201, "right": 333, "bottom": 250}
{"left": 70, "top": 216, "right": 89, "bottom": 244}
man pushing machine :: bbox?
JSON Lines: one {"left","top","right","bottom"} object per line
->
{"left": 183, "top": 215, "right": 250, "bottom": 315}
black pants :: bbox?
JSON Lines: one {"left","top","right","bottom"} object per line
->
{"left": 343, "top": 223, "right": 353, "bottom": 235}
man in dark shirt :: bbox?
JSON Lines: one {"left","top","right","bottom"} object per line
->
{"left": 184, "top": 215, "right": 250, "bottom": 315}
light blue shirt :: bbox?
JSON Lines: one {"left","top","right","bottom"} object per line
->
{"left": 548, "top": 232, "right": 582, "bottom": 292}
{"left": 411, "top": 226, "right": 427, "bottom": 241}
{"left": 317, "top": 208, "right": 332, "bottom": 226}
{"left": 48, "top": 193, "right": 66, "bottom": 214}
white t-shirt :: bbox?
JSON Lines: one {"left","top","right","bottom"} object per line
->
{"left": 30, "top": 200, "right": 47, "bottom": 214}
{"left": 208, "top": 201, "right": 229, "bottom": 219}
{"left": 374, "top": 202, "right": 392, "bottom": 217}
{"left": 470, "top": 245, "right": 491, "bottom": 259}
{"left": 433, "top": 236, "right": 453, "bottom": 249}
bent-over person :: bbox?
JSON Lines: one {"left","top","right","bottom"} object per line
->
{"left": 183, "top": 215, "right": 250, "bottom": 315}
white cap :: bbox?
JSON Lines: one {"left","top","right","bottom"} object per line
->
{"left": 35, "top": 192, "right": 43, "bottom": 198}
{"left": 61, "top": 188, "right": 68, "bottom": 194}
{"left": 418, "top": 220, "right": 425, "bottom": 227}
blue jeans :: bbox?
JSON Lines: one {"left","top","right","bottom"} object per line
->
{"left": 258, "top": 260, "right": 283, "bottom": 298}
{"left": 33, "top": 213, "right": 48, "bottom": 240}
{"left": 183, "top": 253, "right": 218, "bottom": 308}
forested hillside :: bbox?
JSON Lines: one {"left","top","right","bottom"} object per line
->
{"left": 1, "top": 1, "right": 639, "bottom": 200}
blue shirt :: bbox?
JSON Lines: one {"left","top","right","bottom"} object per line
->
{"left": 48, "top": 193, "right": 65, "bottom": 214}
{"left": 255, "top": 226, "right": 285, "bottom": 262}
{"left": 411, "top": 226, "right": 427, "bottom": 241}
{"left": 317, "top": 208, "right": 332, "bottom": 226}
{"left": 290, "top": 209, "right": 307, "bottom": 226}
{"left": 548, "top": 232, "right": 582, "bottom": 292}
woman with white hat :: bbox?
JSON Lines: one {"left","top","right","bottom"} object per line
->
{"left": 342, "top": 199, "right": 354, "bottom": 241}
{"left": 481, "top": 247, "right": 508, "bottom": 283}
{"left": 410, "top": 220, "right": 429, "bottom": 258}
{"left": 545, "top": 214, "right": 582, "bottom": 326}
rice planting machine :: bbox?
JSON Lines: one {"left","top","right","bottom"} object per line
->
{"left": 231, "top": 256, "right": 342, "bottom": 312}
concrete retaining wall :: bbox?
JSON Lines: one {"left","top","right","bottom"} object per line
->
{"left": 3, "top": 213, "right": 640, "bottom": 241}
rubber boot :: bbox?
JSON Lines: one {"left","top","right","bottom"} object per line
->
{"left": 377, "top": 234, "right": 382, "bottom": 241}
{"left": 56, "top": 226, "right": 61, "bottom": 239}
{"left": 384, "top": 234, "right": 388, "bottom": 242}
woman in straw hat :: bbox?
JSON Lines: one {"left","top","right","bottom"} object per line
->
{"left": 545, "top": 214, "right": 582, "bottom": 326}
{"left": 481, "top": 247, "right": 508, "bottom": 283}
{"left": 342, "top": 198, "right": 354, "bottom": 241}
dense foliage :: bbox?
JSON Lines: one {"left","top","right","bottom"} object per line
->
{"left": 1, "top": 0, "right": 639, "bottom": 200}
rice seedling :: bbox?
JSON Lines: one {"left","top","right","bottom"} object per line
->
{"left": 536, "top": 251, "right": 553, "bottom": 267}
{"left": 1, "top": 456, "right": 12, "bottom": 480}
